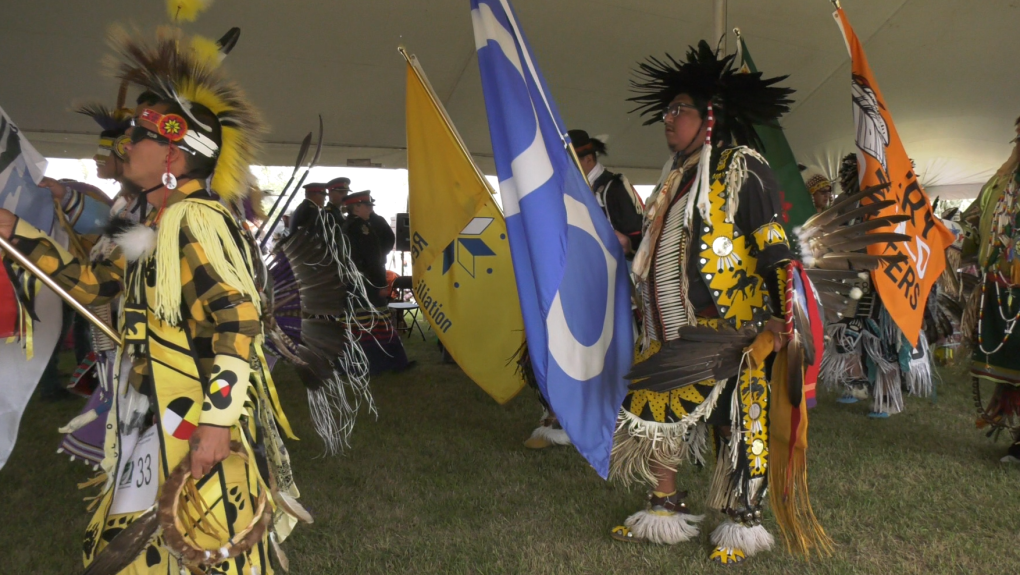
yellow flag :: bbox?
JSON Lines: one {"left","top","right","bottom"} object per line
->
{"left": 403, "top": 52, "right": 525, "bottom": 404}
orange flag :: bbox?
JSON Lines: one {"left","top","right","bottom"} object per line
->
{"left": 834, "top": 7, "right": 956, "bottom": 346}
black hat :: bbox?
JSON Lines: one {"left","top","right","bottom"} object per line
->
{"left": 568, "top": 129, "right": 607, "bottom": 158}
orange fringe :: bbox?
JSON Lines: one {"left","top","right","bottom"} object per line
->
{"left": 769, "top": 350, "right": 834, "bottom": 558}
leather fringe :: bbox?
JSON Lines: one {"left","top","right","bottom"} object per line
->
{"left": 768, "top": 349, "right": 833, "bottom": 558}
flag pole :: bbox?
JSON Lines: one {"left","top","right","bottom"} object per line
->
{"left": 398, "top": 46, "right": 505, "bottom": 209}
{"left": 0, "top": 235, "right": 120, "bottom": 343}
{"left": 713, "top": 0, "right": 728, "bottom": 55}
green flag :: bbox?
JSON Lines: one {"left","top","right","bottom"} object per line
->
{"left": 736, "top": 35, "right": 816, "bottom": 231}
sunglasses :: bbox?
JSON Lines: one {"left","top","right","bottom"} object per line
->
{"left": 129, "top": 124, "right": 172, "bottom": 146}
{"left": 129, "top": 108, "right": 219, "bottom": 158}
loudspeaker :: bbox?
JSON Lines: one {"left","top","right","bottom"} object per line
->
{"left": 395, "top": 212, "right": 411, "bottom": 252}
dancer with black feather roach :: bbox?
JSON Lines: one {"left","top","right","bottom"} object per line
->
{"left": 608, "top": 40, "right": 907, "bottom": 564}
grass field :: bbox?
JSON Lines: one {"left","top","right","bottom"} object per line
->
{"left": 2, "top": 333, "right": 1018, "bottom": 574}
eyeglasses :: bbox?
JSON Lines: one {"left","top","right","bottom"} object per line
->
{"left": 661, "top": 102, "right": 699, "bottom": 121}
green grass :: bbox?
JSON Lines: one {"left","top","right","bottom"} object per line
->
{"left": 2, "top": 336, "right": 1019, "bottom": 574}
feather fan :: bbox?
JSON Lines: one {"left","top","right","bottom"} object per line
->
{"left": 78, "top": 508, "right": 158, "bottom": 575}
{"left": 627, "top": 325, "right": 757, "bottom": 392}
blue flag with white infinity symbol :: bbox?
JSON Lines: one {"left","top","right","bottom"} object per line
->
{"left": 471, "top": 0, "right": 632, "bottom": 478}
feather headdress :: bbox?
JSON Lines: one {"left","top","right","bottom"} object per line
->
{"left": 166, "top": 0, "right": 213, "bottom": 22}
{"left": 629, "top": 40, "right": 794, "bottom": 152}
{"left": 75, "top": 102, "right": 132, "bottom": 134}
{"left": 74, "top": 79, "right": 134, "bottom": 163}
{"left": 106, "top": 25, "right": 263, "bottom": 203}
{"left": 75, "top": 79, "right": 133, "bottom": 136}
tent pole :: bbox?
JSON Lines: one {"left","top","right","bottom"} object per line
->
{"left": 713, "top": 0, "right": 728, "bottom": 55}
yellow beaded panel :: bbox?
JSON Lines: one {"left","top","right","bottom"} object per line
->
{"left": 738, "top": 361, "right": 769, "bottom": 478}
{"left": 752, "top": 221, "right": 788, "bottom": 250}
{"left": 697, "top": 150, "right": 770, "bottom": 329}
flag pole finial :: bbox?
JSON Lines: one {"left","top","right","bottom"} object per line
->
{"left": 830, "top": 0, "right": 842, "bottom": 9}
{"left": 733, "top": 27, "right": 741, "bottom": 38}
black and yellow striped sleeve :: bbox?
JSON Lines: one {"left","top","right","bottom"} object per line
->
{"left": 11, "top": 218, "right": 124, "bottom": 306}
{"left": 178, "top": 219, "right": 261, "bottom": 427}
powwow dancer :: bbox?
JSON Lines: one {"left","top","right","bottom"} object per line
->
{"left": 57, "top": 29, "right": 241, "bottom": 469}
{"left": 800, "top": 164, "right": 833, "bottom": 214}
{"left": 0, "top": 24, "right": 309, "bottom": 573}
{"left": 569, "top": 129, "right": 645, "bottom": 256}
{"left": 607, "top": 41, "right": 809, "bottom": 564}
{"left": 607, "top": 41, "right": 903, "bottom": 564}
{"left": 964, "top": 114, "right": 1020, "bottom": 463}
{"left": 818, "top": 154, "right": 937, "bottom": 417}
{"left": 53, "top": 90, "right": 145, "bottom": 467}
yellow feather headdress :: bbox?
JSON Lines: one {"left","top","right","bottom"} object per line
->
{"left": 167, "top": 0, "right": 213, "bottom": 23}
{"left": 106, "top": 25, "right": 263, "bottom": 204}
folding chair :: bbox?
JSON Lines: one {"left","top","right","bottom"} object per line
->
{"left": 388, "top": 301, "right": 427, "bottom": 341}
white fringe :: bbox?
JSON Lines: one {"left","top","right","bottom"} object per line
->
{"left": 905, "top": 332, "right": 933, "bottom": 398}
{"left": 528, "top": 425, "right": 571, "bottom": 446}
{"left": 300, "top": 212, "right": 378, "bottom": 454}
{"left": 863, "top": 331, "right": 903, "bottom": 415}
{"left": 617, "top": 378, "right": 724, "bottom": 459}
{"left": 692, "top": 141, "right": 714, "bottom": 225}
{"left": 624, "top": 509, "right": 704, "bottom": 545}
{"left": 112, "top": 224, "right": 156, "bottom": 263}
{"left": 725, "top": 148, "right": 767, "bottom": 223}
{"left": 819, "top": 322, "right": 859, "bottom": 390}
{"left": 609, "top": 381, "right": 724, "bottom": 488}
{"left": 710, "top": 521, "right": 774, "bottom": 557}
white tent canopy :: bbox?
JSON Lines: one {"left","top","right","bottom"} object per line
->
{"left": 2, "top": 0, "right": 1016, "bottom": 199}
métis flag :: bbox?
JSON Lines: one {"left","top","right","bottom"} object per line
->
{"left": 834, "top": 7, "right": 956, "bottom": 345}
{"left": 471, "top": 0, "right": 633, "bottom": 477}
{"left": 403, "top": 49, "right": 526, "bottom": 405}
{"left": 734, "top": 33, "right": 816, "bottom": 232}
